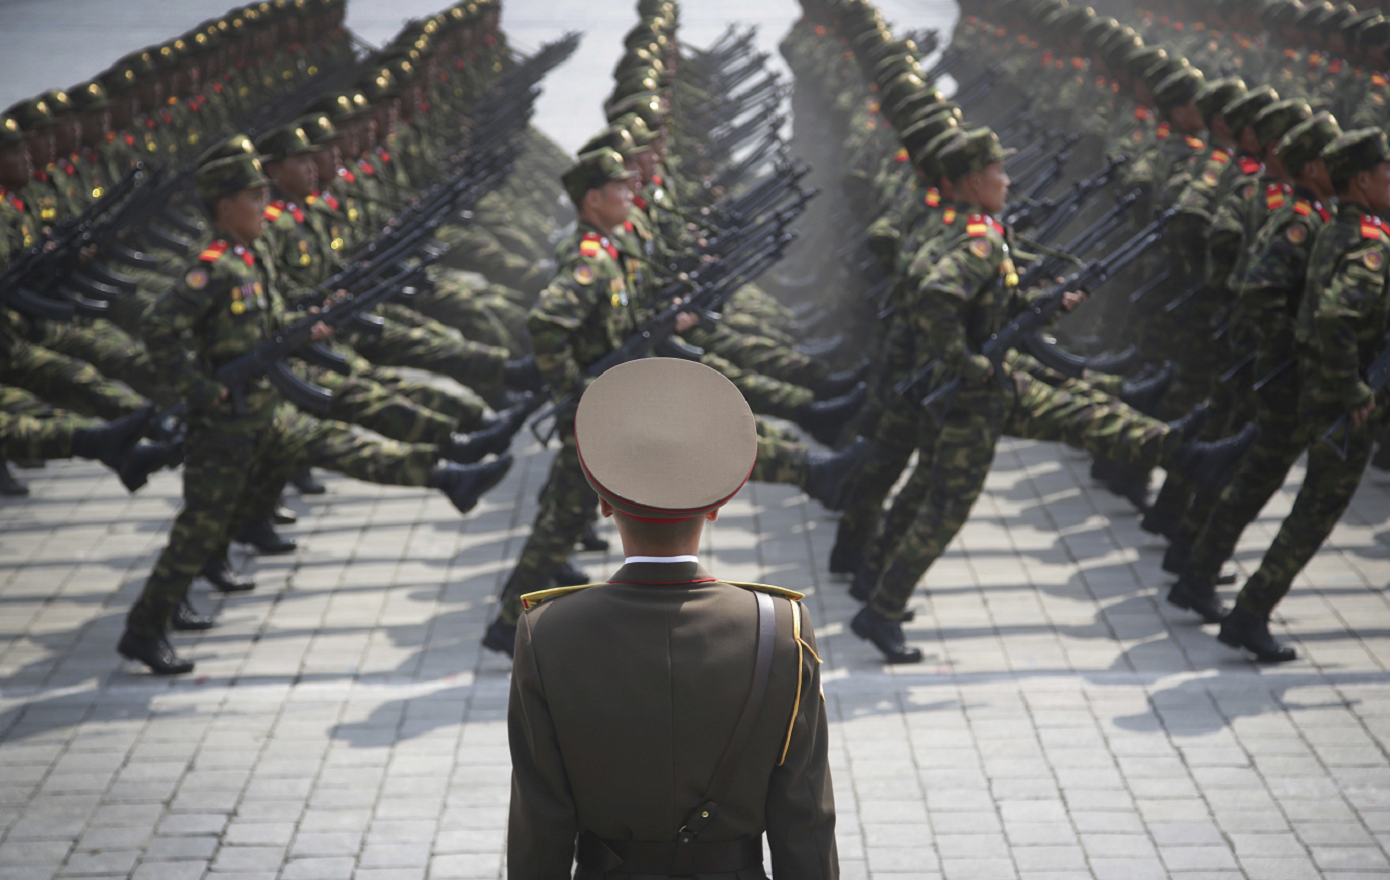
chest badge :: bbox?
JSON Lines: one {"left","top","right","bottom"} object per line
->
{"left": 185, "top": 268, "right": 209, "bottom": 290}
{"left": 1286, "top": 224, "right": 1306, "bottom": 244}
{"left": 573, "top": 264, "right": 594, "bottom": 285}
{"left": 1365, "top": 250, "right": 1383, "bottom": 271}
{"left": 969, "top": 238, "right": 992, "bottom": 259}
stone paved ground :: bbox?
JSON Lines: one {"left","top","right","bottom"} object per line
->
{"left": 4, "top": 0, "right": 1390, "bottom": 878}
{"left": 2, "top": 435, "right": 1389, "bottom": 880}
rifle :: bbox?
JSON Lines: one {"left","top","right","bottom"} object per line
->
{"left": 528, "top": 231, "right": 798, "bottom": 441}
{"left": 1022, "top": 155, "right": 1131, "bottom": 244}
{"left": 1320, "top": 333, "right": 1390, "bottom": 460}
{"left": 899, "top": 207, "right": 1177, "bottom": 419}
{"left": 1013, "top": 188, "right": 1142, "bottom": 290}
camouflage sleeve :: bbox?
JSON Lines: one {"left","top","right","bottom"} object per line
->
{"left": 866, "top": 210, "right": 902, "bottom": 267}
{"left": 1240, "top": 215, "right": 1308, "bottom": 347}
{"left": 1206, "top": 190, "right": 1249, "bottom": 290}
{"left": 912, "top": 238, "right": 999, "bottom": 382}
{"left": 140, "top": 268, "right": 227, "bottom": 409}
{"left": 1313, "top": 245, "right": 1387, "bottom": 411}
{"left": 525, "top": 268, "right": 597, "bottom": 400}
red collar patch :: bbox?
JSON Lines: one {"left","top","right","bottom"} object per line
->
{"left": 1238, "top": 155, "right": 1262, "bottom": 175}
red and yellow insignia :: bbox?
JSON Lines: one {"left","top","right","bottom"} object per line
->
{"left": 1286, "top": 223, "right": 1306, "bottom": 244}
{"left": 925, "top": 188, "right": 941, "bottom": 207}
{"left": 942, "top": 207, "right": 957, "bottom": 225}
{"left": 1265, "top": 184, "right": 1286, "bottom": 210}
{"left": 1156, "top": 122, "right": 1171, "bottom": 140}
{"left": 1184, "top": 136, "right": 1205, "bottom": 150}
{"left": 579, "top": 238, "right": 602, "bottom": 258}
{"left": 1365, "top": 250, "right": 1384, "bottom": 271}
{"left": 966, "top": 216, "right": 989, "bottom": 237}
{"left": 1238, "top": 156, "right": 1262, "bottom": 175}
{"left": 1211, "top": 150, "right": 1230, "bottom": 165}
{"left": 1361, "top": 216, "right": 1385, "bottom": 240}
{"left": 1374, "top": 73, "right": 1387, "bottom": 87}
{"left": 1201, "top": 170, "right": 1219, "bottom": 187}
{"left": 894, "top": 148, "right": 909, "bottom": 163}
{"left": 969, "top": 238, "right": 992, "bottom": 259}
{"left": 184, "top": 268, "right": 209, "bottom": 290}
{"left": 263, "top": 203, "right": 284, "bottom": 222}
{"left": 573, "top": 264, "right": 594, "bottom": 285}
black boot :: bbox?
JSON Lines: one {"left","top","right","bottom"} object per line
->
{"left": 579, "top": 524, "right": 609, "bottom": 552}
{"left": 72, "top": 403, "right": 156, "bottom": 470}
{"left": 1166, "top": 573, "right": 1225, "bottom": 623}
{"left": 795, "top": 333, "right": 847, "bottom": 359}
{"left": 1373, "top": 442, "right": 1390, "bottom": 472}
{"left": 799, "top": 383, "right": 867, "bottom": 447}
{"left": 200, "top": 557, "right": 255, "bottom": 593}
{"left": 503, "top": 355, "right": 544, "bottom": 393}
{"left": 1173, "top": 423, "right": 1259, "bottom": 492}
{"left": 851, "top": 606, "right": 922, "bottom": 663}
{"left": 234, "top": 518, "right": 297, "bottom": 555}
{"left": 1218, "top": 607, "right": 1296, "bottom": 662}
{"left": 805, "top": 436, "right": 869, "bottom": 510}
{"left": 119, "top": 440, "right": 179, "bottom": 493}
{"left": 815, "top": 358, "right": 872, "bottom": 399}
{"left": 1167, "top": 403, "right": 1210, "bottom": 442}
{"left": 117, "top": 630, "right": 194, "bottom": 675}
{"left": 829, "top": 542, "right": 863, "bottom": 575}
{"left": 553, "top": 560, "right": 589, "bottom": 586}
{"left": 1104, "top": 463, "right": 1152, "bottom": 513}
{"left": 1161, "top": 540, "right": 1190, "bottom": 575}
{"left": 291, "top": 467, "right": 326, "bottom": 495}
{"left": 440, "top": 399, "right": 532, "bottom": 464}
{"left": 170, "top": 599, "right": 215, "bottom": 631}
{"left": 273, "top": 504, "right": 297, "bottom": 525}
{"left": 427, "top": 454, "right": 513, "bottom": 515}
{"left": 1090, "top": 455, "right": 1118, "bottom": 482}
{"left": 0, "top": 461, "right": 29, "bottom": 497}
{"left": 1120, "top": 361, "right": 1174, "bottom": 415}
{"left": 482, "top": 618, "right": 516, "bottom": 657}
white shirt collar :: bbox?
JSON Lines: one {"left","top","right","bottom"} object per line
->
{"left": 624, "top": 555, "right": 699, "bottom": 565}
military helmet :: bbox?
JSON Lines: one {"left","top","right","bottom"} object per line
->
{"left": 1252, "top": 98, "right": 1313, "bottom": 150}
{"left": 562, "top": 148, "right": 636, "bottom": 206}
{"left": 1276, "top": 111, "right": 1342, "bottom": 172}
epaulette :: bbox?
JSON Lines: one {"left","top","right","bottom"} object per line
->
{"left": 263, "top": 202, "right": 284, "bottom": 222}
{"left": 1156, "top": 121, "right": 1171, "bottom": 140}
{"left": 1361, "top": 214, "right": 1385, "bottom": 240}
{"left": 199, "top": 240, "right": 230, "bottom": 262}
{"left": 1374, "top": 73, "right": 1387, "bottom": 87}
{"left": 894, "top": 148, "right": 909, "bottom": 163}
{"left": 724, "top": 581, "right": 806, "bottom": 600}
{"left": 1042, "top": 49, "right": 1053, "bottom": 67}
{"left": 579, "top": 231, "right": 619, "bottom": 260}
{"left": 1184, "top": 136, "right": 1204, "bottom": 150}
{"left": 1265, "top": 183, "right": 1289, "bottom": 210}
{"left": 1328, "top": 59, "right": 1343, "bottom": 75}
{"left": 357, "top": 158, "right": 375, "bottom": 176}
{"left": 925, "top": 188, "right": 941, "bottom": 207}
{"left": 1210, "top": 150, "right": 1230, "bottom": 165}
{"left": 942, "top": 206, "right": 957, "bottom": 225}
{"left": 1070, "top": 56, "right": 1086, "bottom": 69}
{"left": 520, "top": 583, "right": 602, "bottom": 610}
{"left": 1238, "top": 156, "right": 1262, "bottom": 175}
{"left": 966, "top": 214, "right": 1003, "bottom": 237}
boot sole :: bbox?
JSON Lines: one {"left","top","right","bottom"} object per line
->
{"left": 1217, "top": 629, "right": 1297, "bottom": 663}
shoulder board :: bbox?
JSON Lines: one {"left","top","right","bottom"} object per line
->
{"left": 1375, "top": 73, "right": 1387, "bottom": 87}
{"left": 925, "top": 188, "right": 941, "bottom": 207}
{"left": 1264, "top": 184, "right": 1287, "bottom": 210}
{"left": 723, "top": 581, "right": 806, "bottom": 600}
{"left": 942, "top": 206, "right": 957, "bottom": 225}
{"left": 1211, "top": 150, "right": 1231, "bottom": 165}
{"left": 357, "top": 159, "right": 375, "bottom": 176}
{"left": 579, "top": 237, "right": 602, "bottom": 258}
{"left": 1293, "top": 199, "right": 1312, "bottom": 217}
{"left": 652, "top": 174, "right": 664, "bottom": 186}
{"left": 1361, "top": 215, "right": 1386, "bottom": 240}
{"left": 1071, "top": 56, "right": 1086, "bottom": 69}
{"left": 263, "top": 202, "right": 285, "bottom": 222}
{"left": 1134, "top": 105, "right": 1152, "bottom": 121}
{"left": 339, "top": 167, "right": 357, "bottom": 183}
{"left": 894, "top": 147, "right": 909, "bottom": 163}
{"left": 1156, "top": 121, "right": 1171, "bottom": 140}
{"left": 1238, "top": 156, "right": 1262, "bottom": 175}
{"left": 199, "top": 240, "right": 230, "bottom": 262}
{"left": 520, "top": 583, "right": 603, "bottom": 610}
{"left": 1184, "top": 136, "right": 1205, "bottom": 150}
{"left": 1315, "top": 201, "right": 1331, "bottom": 222}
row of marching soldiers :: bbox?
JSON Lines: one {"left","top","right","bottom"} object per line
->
{"left": 774, "top": 0, "right": 1390, "bottom": 667}
{"left": 0, "top": 0, "right": 603, "bottom": 675}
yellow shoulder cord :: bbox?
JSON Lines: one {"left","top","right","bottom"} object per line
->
{"left": 779, "top": 599, "right": 823, "bottom": 765}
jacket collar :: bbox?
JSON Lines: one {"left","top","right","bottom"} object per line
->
{"left": 606, "top": 560, "right": 718, "bottom": 586}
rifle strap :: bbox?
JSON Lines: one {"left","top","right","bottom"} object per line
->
{"left": 669, "top": 589, "right": 775, "bottom": 875}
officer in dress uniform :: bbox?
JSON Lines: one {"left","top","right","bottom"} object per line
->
{"left": 508, "top": 356, "right": 838, "bottom": 879}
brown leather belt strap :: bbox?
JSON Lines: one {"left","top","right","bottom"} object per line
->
{"left": 575, "top": 831, "right": 763, "bottom": 874}
{"left": 668, "top": 589, "right": 776, "bottom": 874}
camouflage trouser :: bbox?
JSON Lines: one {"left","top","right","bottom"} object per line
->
{"left": 300, "top": 365, "right": 456, "bottom": 446}
{"left": 751, "top": 428, "right": 809, "bottom": 487}
{"left": 1, "top": 338, "right": 146, "bottom": 421}
{"left": 700, "top": 352, "right": 814, "bottom": 423}
{"left": 498, "top": 426, "right": 593, "bottom": 625}
{"left": 128, "top": 405, "right": 437, "bottom": 637}
{"left": 1231, "top": 404, "right": 1378, "bottom": 619}
{"left": 433, "top": 224, "right": 548, "bottom": 296}
{"left": 0, "top": 409, "right": 94, "bottom": 461}
{"left": 1186, "top": 370, "right": 1305, "bottom": 584}
{"left": 725, "top": 283, "right": 796, "bottom": 340}
{"left": 869, "top": 369, "right": 1177, "bottom": 619}
{"left": 40, "top": 318, "right": 179, "bottom": 407}
{"left": 412, "top": 270, "right": 531, "bottom": 353}
{"left": 363, "top": 364, "right": 489, "bottom": 430}
{"left": 834, "top": 400, "right": 920, "bottom": 555}
{"left": 343, "top": 312, "right": 508, "bottom": 391}
{"left": 685, "top": 323, "right": 825, "bottom": 388}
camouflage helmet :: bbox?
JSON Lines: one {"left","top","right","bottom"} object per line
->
{"left": 938, "top": 127, "right": 1017, "bottom": 180}
{"left": 1194, "top": 76, "right": 1246, "bottom": 127}
{"left": 4, "top": 97, "right": 58, "bottom": 131}
{"left": 1252, "top": 98, "right": 1313, "bottom": 151}
{"left": 67, "top": 81, "right": 111, "bottom": 112}
{"left": 0, "top": 116, "right": 24, "bottom": 151}
{"left": 254, "top": 122, "right": 323, "bottom": 161}
{"left": 1223, "top": 85, "right": 1280, "bottom": 134}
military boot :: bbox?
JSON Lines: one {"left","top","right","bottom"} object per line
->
{"left": 427, "top": 454, "right": 514, "bottom": 515}
{"left": 0, "top": 461, "right": 28, "bottom": 496}
{"left": 170, "top": 598, "right": 215, "bottom": 631}
{"left": 72, "top": 404, "right": 156, "bottom": 470}
{"left": 578, "top": 524, "right": 609, "bottom": 552}
{"left": 291, "top": 467, "right": 326, "bottom": 494}
{"left": 440, "top": 397, "right": 533, "bottom": 463}
{"left": 799, "top": 383, "right": 867, "bottom": 446}
{"left": 1120, "top": 360, "right": 1174, "bottom": 415}
{"left": 1173, "top": 423, "right": 1259, "bottom": 493}
{"left": 201, "top": 556, "right": 255, "bottom": 593}
{"left": 235, "top": 518, "right": 297, "bottom": 555}
{"left": 553, "top": 560, "right": 589, "bottom": 586}
{"left": 482, "top": 618, "right": 516, "bottom": 657}
{"left": 1218, "top": 607, "right": 1296, "bottom": 662}
{"left": 1166, "top": 572, "right": 1226, "bottom": 623}
{"left": 851, "top": 606, "right": 922, "bottom": 664}
{"left": 814, "top": 358, "right": 872, "bottom": 399}
{"left": 804, "top": 436, "right": 869, "bottom": 510}
{"left": 119, "top": 439, "right": 180, "bottom": 493}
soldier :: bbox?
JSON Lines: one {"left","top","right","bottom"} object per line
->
{"left": 1211, "top": 128, "right": 1390, "bottom": 662}
{"left": 508, "top": 357, "right": 837, "bottom": 879}
{"left": 117, "top": 136, "right": 513, "bottom": 676}
{"left": 848, "top": 128, "right": 1256, "bottom": 664}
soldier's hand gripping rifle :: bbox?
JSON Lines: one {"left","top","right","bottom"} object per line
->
{"left": 1320, "top": 332, "right": 1390, "bottom": 460}
{"left": 897, "top": 207, "right": 1176, "bottom": 421}
{"left": 527, "top": 231, "right": 798, "bottom": 443}
{"left": 0, "top": 162, "right": 156, "bottom": 321}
